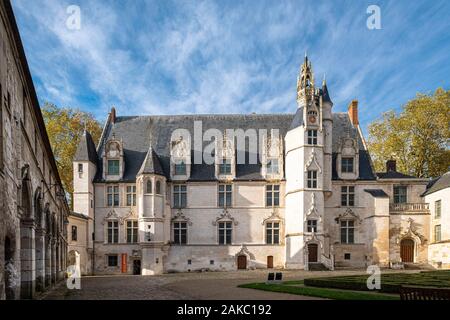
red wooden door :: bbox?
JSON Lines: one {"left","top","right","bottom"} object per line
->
{"left": 267, "top": 256, "right": 274, "bottom": 268}
{"left": 401, "top": 239, "right": 414, "bottom": 262}
{"left": 121, "top": 253, "right": 127, "bottom": 273}
{"left": 237, "top": 255, "right": 247, "bottom": 269}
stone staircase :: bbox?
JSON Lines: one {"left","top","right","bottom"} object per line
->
{"left": 308, "top": 263, "right": 329, "bottom": 271}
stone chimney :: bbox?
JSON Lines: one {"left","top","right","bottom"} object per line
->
{"left": 386, "top": 159, "right": 397, "bottom": 172}
{"left": 110, "top": 107, "right": 116, "bottom": 124}
{"left": 348, "top": 100, "right": 359, "bottom": 126}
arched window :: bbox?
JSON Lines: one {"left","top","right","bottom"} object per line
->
{"left": 146, "top": 180, "right": 152, "bottom": 194}
{"left": 156, "top": 181, "right": 161, "bottom": 194}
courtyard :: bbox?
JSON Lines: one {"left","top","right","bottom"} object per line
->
{"left": 38, "top": 269, "right": 424, "bottom": 300}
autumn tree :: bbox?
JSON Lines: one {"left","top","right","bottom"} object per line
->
{"left": 42, "top": 102, "right": 102, "bottom": 207}
{"left": 367, "top": 88, "right": 450, "bottom": 178}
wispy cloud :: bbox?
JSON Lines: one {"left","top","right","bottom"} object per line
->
{"left": 12, "top": 0, "right": 450, "bottom": 133}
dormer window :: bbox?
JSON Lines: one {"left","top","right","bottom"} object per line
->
{"left": 103, "top": 139, "right": 124, "bottom": 180}
{"left": 174, "top": 161, "right": 186, "bottom": 175}
{"left": 170, "top": 136, "right": 190, "bottom": 180}
{"left": 108, "top": 160, "right": 120, "bottom": 175}
{"left": 219, "top": 158, "right": 232, "bottom": 175}
{"left": 341, "top": 157, "right": 354, "bottom": 173}
{"left": 267, "top": 158, "right": 279, "bottom": 174}
{"left": 78, "top": 163, "right": 83, "bottom": 173}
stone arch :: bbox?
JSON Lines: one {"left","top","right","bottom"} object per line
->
{"left": 20, "top": 174, "right": 34, "bottom": 299}
{"left": 34, "top": 189, "right": 45, "bottom": 291}
{"left": 44, "top": 206, "right": 51, "bottom": 287}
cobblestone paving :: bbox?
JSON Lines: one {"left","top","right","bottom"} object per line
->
{"left": 39, "top": 269, "right": 421, "bottom": 300}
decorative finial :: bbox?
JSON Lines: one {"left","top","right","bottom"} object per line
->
{"left": 322, "top": 73, "right": 326, "bottom": 86}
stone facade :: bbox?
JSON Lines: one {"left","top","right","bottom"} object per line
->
{"left": 72, "top": 55, "right": 447, "bottom": 276}
{"left": 0, "top": 1, "right": 70, "bottom": 299}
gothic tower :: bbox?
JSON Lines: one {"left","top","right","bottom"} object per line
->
{"left": 284, "top": 55, "right": 333, "bottom": 269}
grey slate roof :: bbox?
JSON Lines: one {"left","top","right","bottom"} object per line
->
{"left": 138, "top": 146, "right": 165, "bottom": 176}
{"left": 290, "top": 107, "right": 304, "bottom": 129}
{"left": 321, "top": 84, "right": 332, "bottom": 104}
{"left": 94, "top": 112, "right": 376, "bottom": 182}
{"left": 74, "top": 131, "right": 98, "bottom": 163}
{"left": 364, "top": 189, "right": 389, "bottom": 198}
{"left": 376, "top": 171, "right": 418, "bottom": 179}
{"left": 331, "top": 113, "right": 376, "bottom": 180}
{"left": 422, "top": 172, "right": 450, "bottom": 196}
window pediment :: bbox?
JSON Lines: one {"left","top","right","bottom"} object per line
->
{"left": 212, "top": 208, "right": 238, "bottom": 226}
{"left": 304, "top": 148, "right": 322, "bottom": 173}
{"left": 335, "top": 208, "right": 361, "bottom": 224}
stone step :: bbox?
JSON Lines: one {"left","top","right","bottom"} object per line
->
{"left": 308, "top": 263, "right": 329, "bottom": 271}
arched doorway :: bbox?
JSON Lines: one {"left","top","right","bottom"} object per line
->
{"left": 308, "top": 243, "right": 318, "bottom": 263}
{"left": 400, "top": 239, "right": 415, "bottom": 263}
{"left": 237, "top": 255, "right": 247, "bottom": 270}
{"left": 34, "top": 190, "right": 45, "bottom": 291}
{"left": 20, "top": 179, "right": 34, "bottom": 299}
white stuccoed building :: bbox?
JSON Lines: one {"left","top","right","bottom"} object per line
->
{"left": 424, "top": 172, "right": 450, "bottom": 269}
{"left": 72, "top": 57, "right": 448, "bottom": 275}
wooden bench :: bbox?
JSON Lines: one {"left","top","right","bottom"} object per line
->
{"left": 400, "top": 286, "right": 450, "bottom": 300}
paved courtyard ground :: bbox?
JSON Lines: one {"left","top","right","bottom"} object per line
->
{"left": 39, "top": 269, "right": 421, "bottom": 300}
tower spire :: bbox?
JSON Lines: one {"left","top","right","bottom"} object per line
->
{"left": 296, "top": 54, "right": 315, "bottom": 107}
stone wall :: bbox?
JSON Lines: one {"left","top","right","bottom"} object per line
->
{"left": 0, "top": 1, "right": 69, "bottom": 299}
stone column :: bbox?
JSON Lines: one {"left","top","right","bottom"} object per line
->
{"left": 34, "top": 228, "right": 45, "bottom": 291}
{"left": 51, "top": 238, "right": 57, "bottom": 284}
{"left": 20, "top": 219, "right": 35, "bottom": 299}
{"left": 45, "top": 236, "right": 51, "bottom": 287}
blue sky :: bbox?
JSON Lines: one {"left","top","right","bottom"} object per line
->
{"left": 11, "top": 0, "right": 450, "bottom": 133}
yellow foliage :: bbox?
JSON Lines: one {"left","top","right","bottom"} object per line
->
{"left": 42, "top": 102, "right": 102, "bottom": 207}
{"left": 367, "top": 88, "right": 450, "bottom": 178}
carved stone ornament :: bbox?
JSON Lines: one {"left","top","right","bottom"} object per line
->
{"left": 212, "top": 208, "right": 238, "bottom": 226}
{"left": 262, "top": 209, "right": 283, "bottom": 225}
{"left": 396, "top": 218, "right": 427, "bottom": 245}
{"left": 235, "top": 245, "right": 255, "bottom": 260}
{"left": 335, "top": 208, "right": 362, "bottom": 224}
{"left": 304, "top": 148, "right": 322, "bottom": 173}
{"left": 171, "top": 138, "right": 189, "bottom": 158}
{"left": 102, "top": 209, "right": 127, "bottom": 225}
{"left": 107, "top": 141, "right": 120, "bottom": 158}
{"left": 266, "top": 133, "right": 281, "bottom": 158}
{"left": 306, "top": 193, "right": 321, "bottom": 222}
{"left": 172, "top": 209, "right": 193, "bottom": 226}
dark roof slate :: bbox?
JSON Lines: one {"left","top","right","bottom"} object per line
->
{"left": 138, "top": 146, "right": 165, "bottom": 176}
{"left": 331, "top": 113, "right": 376, "bottom": 180}
{"left": 422, "top": 172, "right": 450, "bottom": 196}
{"left": 376, "top": 171, "right": 418, "bottom": 179}
{"left": 290, "top": 107, "right": 304, "bottom": 130}
{"left": 94, "top": 112, "right": 376, "bottom": 182}
{"left": 74, "top": 131, "right": 98, "bottom": 164}
{"left": 364, "top": 189, "right": 389, "bottom": 198}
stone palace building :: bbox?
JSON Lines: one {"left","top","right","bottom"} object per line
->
{"left": 0, "top": 1, "right": 70, "bottom": 300}
{"left": 72, "top": 54, "right": 449, "bottom": 276}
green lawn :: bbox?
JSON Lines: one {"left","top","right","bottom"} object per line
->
{"left": 304, "top": 270, "right": 450, "bottom": 293}
{"left": 239, "top": 270, "right": 450, "bottom": 300}
{"left": 238, "top": 281, "right": 399, "bottom": 300}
